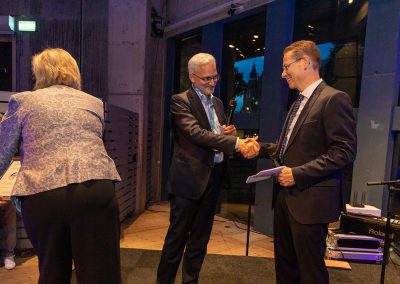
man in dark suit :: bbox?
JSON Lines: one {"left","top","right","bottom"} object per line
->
{"left": 259, "top": 40, "right": 357, "bottom": 283}
{"left": 157, "top": 53, "right": 259, "bottom": 284}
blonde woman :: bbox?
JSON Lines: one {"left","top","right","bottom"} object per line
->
{"left": 0, "top": 48, "right": 122, "bottom": 283}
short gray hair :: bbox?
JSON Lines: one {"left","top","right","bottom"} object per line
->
{"left": 188, "top": 53, "right": 216, "bottom": 74}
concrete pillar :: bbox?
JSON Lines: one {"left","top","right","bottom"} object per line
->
{"left": 253, "top": 0, "right": 295, "bottom": 236}
{"left": 107, "top": 0, "right": 149, "bottom": 213}
{"left": 351, "top": 0, "right": 400, "bottom": 211}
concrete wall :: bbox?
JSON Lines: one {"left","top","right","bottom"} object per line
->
{"left": 351, "top": 0, "right": 400, "bottom": 211}
{"left": 0, "top": 0, "right": 108, "bottom": 97}
{"left": 107, "top": 0, "right": 165, "bottom": 211}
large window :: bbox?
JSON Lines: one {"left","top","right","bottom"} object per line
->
{"left": 294, "top": 0, "right": 368, "bottom": 107}
{"left": 218, "top": 12, "right": 266, "bottom": 224}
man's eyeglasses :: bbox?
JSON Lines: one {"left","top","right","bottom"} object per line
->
{"left": 282, "top": 57, "right": 303, "bottom": 72}
{"left": 192, "top": 73, "right": 220, "bottom": 83}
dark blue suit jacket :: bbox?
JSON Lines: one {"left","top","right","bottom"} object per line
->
{"left": 261, "top": 81, "right": 357, "bottom": 224}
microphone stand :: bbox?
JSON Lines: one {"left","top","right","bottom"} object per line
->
{"left": 227, "top": 100, "right": 237, "bottom": 125}
{"left": 367, "top": 179, "right": 400, "bottom": 284}
{"left": 246, "top": 182, "right": 254, "bottom": 256}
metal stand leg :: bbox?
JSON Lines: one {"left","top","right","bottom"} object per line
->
{"left": 246, "top": 183, "right": 255, "bottom": 256}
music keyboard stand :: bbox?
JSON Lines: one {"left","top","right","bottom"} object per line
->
{"left": 367, "top": 179, "right": 400, "bottom": 284}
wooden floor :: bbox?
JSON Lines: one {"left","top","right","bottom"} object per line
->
{"left": 0, "top": 202, "right": 274, "bottom": 283}
{"left": 120, "top": 202, "right": 274, "bottom": 257}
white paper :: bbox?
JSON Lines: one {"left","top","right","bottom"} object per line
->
{"left": 0, "top": 161, "right": 21, "bottom": 198}
{"left": 246, "top": 166, "right": 285, "bottom": 184}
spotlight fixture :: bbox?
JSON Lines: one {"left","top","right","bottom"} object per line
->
{"left": 227, "top": 2, "right": 245, "bottom": 17}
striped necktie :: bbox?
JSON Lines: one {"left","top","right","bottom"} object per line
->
{"left": 279, "top": 94, "right": 304, "bottom": 163}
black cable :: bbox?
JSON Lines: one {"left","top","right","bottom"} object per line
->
{"left": 389, "top": 244, "right": 400, "bottom": 267}
{"left": 326, "top": 231, "right": 346, "bottom": 260}
{"left": 223, "top": 212, "right": 265, "bottom": 235}
{"left": 144, "top": 203, "right": 264, "bottom": 235}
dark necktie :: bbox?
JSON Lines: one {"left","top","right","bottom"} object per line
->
{"left": 279, "top": 94, "right": 304, "bottom": 163}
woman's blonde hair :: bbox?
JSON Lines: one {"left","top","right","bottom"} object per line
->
{"left": 32, "top": 48, "right": 81, "bottom": 90}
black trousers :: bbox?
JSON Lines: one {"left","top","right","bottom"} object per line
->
{"left": 20, "top": 180, "right": 121, "bottom": 284}
{"left": 157, "top": 163, "right": 224, "bottom": 284}
{"left": 273, "top": 190, "right": 329, "bottom": 284}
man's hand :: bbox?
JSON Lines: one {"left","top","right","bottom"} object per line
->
{"left": 277, "top": 167, "right": 295, "bottom": 187}
{"left": 238, "top": 137, "right": 260, "bottom": 159}
{"left": 222, "top": 124, "right": 237, "bottom": 136}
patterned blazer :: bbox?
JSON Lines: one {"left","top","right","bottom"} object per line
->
{"left": 0, "top": 85, "right": 121, "bottom": 196}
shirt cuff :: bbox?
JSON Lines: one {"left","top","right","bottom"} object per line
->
{"left": 235, "top": 137, "right": 239, "bottom": 151}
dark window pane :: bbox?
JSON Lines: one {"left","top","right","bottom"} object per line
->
{"left": 293, "top": 0, "right": 367, "bottom": 197}
{"left": 174, "top": 34, "right": 202, "bottom": 93}
{"left": 391, "top": 132, "right": 400, "bottom": 217}
{"left": 0, "top": 42, "right": 12, "bottom": 91}
{"left": 218, "top": 12, "right": 266, "bottom": 224}
{"left": 293, "top": 0, "right": 368, "bottom": 107}
{"left": 223, "top": 12, "right": 266, "bottom": 114}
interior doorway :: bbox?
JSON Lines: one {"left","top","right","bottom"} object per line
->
{"left": 0, "top": 34, "right": 16, "bottom": 92}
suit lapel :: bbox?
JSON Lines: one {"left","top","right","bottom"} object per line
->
{"left": 285, "top": 81, "right": 327, "bottom": 150}
{"left": 187, "top": 88, "right": 212, "bottom": 130}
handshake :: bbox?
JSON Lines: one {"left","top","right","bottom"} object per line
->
{"left": 237, "top": 137, "right": 260, "bottom": 159}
